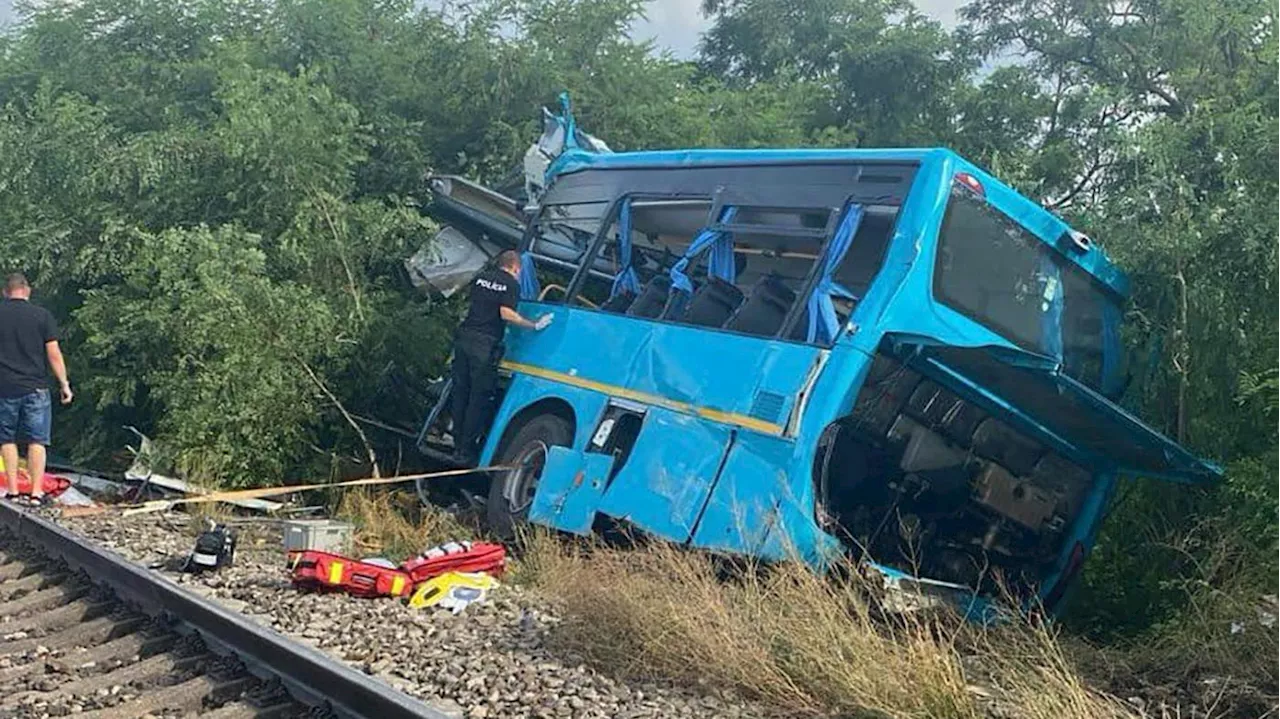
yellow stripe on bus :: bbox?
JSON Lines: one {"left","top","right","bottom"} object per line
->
{"left": 499, "top": 361, "right": 784, "bottom": 436}
{"left": 328, "top": 561, "right": 344, "bottom": 584}
{"left": 391, "top": 575, "right": 406, "bottom": 596}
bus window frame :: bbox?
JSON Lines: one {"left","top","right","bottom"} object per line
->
{"left": 521, "top": 198, "right": 618, "bottom": 300}
{"left": 929, "top": 177, "right": 1126, "bottom": 380}
{"left": 560, "top": 191, "right": 715, "bottom": 306}
{"left": 553, "top": 190, "right": 850, "bottom": 345}
{"left": 529, "top": 160, "right": 920, "bottom": 344}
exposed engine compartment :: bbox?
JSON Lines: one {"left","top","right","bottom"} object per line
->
{"left": 817, "top": 352, "right": 1095, "bottom": 597}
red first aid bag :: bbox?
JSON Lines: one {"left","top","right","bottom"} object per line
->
{"left": 401, "top": 541, "right": 506, "bottom": 582}
{"left": 12, "top": 470, "right": 70, "bottom": 498}
{"left": 288, "top": 550, "right": 413, "bottom": 599}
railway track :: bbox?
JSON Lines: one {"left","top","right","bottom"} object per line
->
{"left": 0, "top": 503, "right": 451, "bottom": 719}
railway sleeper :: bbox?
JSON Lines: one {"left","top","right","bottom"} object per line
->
{"left": 73, "top": 672, "right": 227, "bottom": 719}
{"left": 5, "top": 650, "right": 202, "bottom": 707}
{"left": 0, "top": 578, "right": 88, "bottom": 616}
{"left": 0, "top": 560, "right": 31, "bottom": 582}
{"left": 0, "top": 597, "right": 114, "bottom": 642}
{"left": 45, "top": 629, "right": 175, "bottom": 675}
{"left": 0, "top": 613, "right": 145, "bottom": 657}
{"left": 0, "top": 566, "right": 61, "bottom": 598}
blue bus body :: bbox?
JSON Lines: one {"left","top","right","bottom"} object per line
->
{"left": 443, "top": 142, "right": 1219, "bottom": 613}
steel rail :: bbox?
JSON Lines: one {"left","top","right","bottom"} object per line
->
{"left": 0, "top": 502, "right": 451, "bottom": 719}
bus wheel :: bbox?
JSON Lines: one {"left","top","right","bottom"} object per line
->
{"left": 487, "top": 414, "right": 573, "bottom": 538}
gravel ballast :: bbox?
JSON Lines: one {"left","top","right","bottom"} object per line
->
{"left": 52, "top": 510, "right": 766, "bottom": 719}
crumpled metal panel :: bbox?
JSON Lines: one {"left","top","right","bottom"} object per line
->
{"left": 690, "top": 431, "right": 841, "bottom": 567}
{"left": 528, "top": 447, "right": 616, "bottom": 535}
{"left": 689, "top": 435, "right": 789, "bottom": 557}
{"left": 404, "top": 226, "right": 495, "bottom": 298}
{"left": 595, "top": 407, "right": 733, "bottom": 543}
{"left": 504, "top": 307, "right": 818, "bottom": 433}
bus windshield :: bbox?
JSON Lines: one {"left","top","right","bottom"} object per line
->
{"left": 932, "top": 185, "right": 1123, "bottom": 394}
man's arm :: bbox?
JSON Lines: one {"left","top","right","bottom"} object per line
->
{"left": 498, "top": 283, "right": 551, "bottom": 330}
{"left": 500, "top": 306, "right": 538, "bottom": 330}
{"left": 45, "top": 341, "right": 72, "bottom": 404}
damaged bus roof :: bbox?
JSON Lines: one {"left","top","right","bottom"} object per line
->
{"left": 547, "top": 146, "right": 1131, "bottom": 300}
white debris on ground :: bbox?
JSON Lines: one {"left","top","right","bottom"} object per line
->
{"left": 1254, "top": 594, "right": 1277, "bottom": 630}
{"left": 57, "top": 511, "right": 768, "bottom": 719}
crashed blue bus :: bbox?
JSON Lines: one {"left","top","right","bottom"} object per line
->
{"left": 415, "top": 103, "right": 1220, "bottom": 614}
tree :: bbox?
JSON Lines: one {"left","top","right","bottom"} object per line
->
{"left": 699, "top": 0, "right": 974, "bottom": 145}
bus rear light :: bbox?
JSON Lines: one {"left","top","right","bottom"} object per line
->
{"left": 954, "top": 172, "right": 985, "bottom": 197}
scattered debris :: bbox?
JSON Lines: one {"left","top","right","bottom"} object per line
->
{"left": 408, "top": 572, "right": 499, "bottom": 614}
{"left": 522, "top": 93, "right": 611, "bottom": 211}
{"left": 49, "top": 465, "right": 129, "bottom": 499}
{"left": 123, "top": 465, "right": 504, "bottom": 516}
{"left": 61, "top": 511, "right": 760, "bottom": 719}
{"left": 123, "top": 428, "right": 284, "bottom": 513}
{"left": 408, "top": 93, "right": 614, "bottom": 300}
{"left": 54, "top": 485, "right": 96, "bottom": 507}
{"left": 58, "top": 505, "right": 109, "bottom": 518}
{"left": 406, "top": 225, "right": 501, "bottom": 298}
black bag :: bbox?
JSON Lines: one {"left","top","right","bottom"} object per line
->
{"left": 184, "top": 520, "right": 237, "bottom": 573}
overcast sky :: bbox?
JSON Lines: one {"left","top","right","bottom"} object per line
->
{"left": 1, "top": 0, "right": 968, "bottom": 57}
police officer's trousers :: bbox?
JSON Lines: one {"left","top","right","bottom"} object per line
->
{"left": 450, "top": 328, "right": 503, "bottom": 462}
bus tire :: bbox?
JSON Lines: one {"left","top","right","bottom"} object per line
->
{"left": 487, "top": 414, "right": 573, "bottom": 539}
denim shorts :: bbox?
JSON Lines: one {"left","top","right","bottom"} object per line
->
{"left": 0, "top": 389, "right": 52, "bottom": 445}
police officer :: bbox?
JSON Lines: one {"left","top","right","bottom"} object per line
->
{"left": 450, "top": 250, "right": 551, "bottom": 465}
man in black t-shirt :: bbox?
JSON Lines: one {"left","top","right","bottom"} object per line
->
{"left": 450, "top": 251, "right": 551, "bottom": 465}
{"left": 0, "top": 274, "right": 73, "bottom": 504}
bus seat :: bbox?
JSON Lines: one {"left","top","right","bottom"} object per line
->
{"left": 600, "top": 290, "right": 636, "bottom": 314}
{"left": 661, "top": 287, "right": 690, "bottom": 321}
{"left": 726, "top": 274, "right": 795, "bottom": 337}
{"left": 680, "top": 277, "right": 745, "bottom": 328}
{"left": 627, "top": 275, "right": 673, "bottom": 319}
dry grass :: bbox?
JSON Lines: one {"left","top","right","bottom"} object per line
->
{"left": 322, "top": 493, "right": 1147, "bottom": 718}
{"left": 336, "top": 489, "right": 471, "bottom": 560}
{"left": 521, "top": 531, "right": 1138, "bottom": 719}
{"left": 970, "top": 625, "right": 1140, "bottom": 719}
{"left": 1140, "top": 579, "right": 1278, "bottom": 687}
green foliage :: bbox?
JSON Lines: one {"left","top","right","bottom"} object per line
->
{"left": 75, "top": 225, "right": 338, "bottom": 484}
{"left": 0, "top": 0, "right": 1272, "bottom": 661}
{"left": 920, "top": 0, "right": 1278, "bottom": 657}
